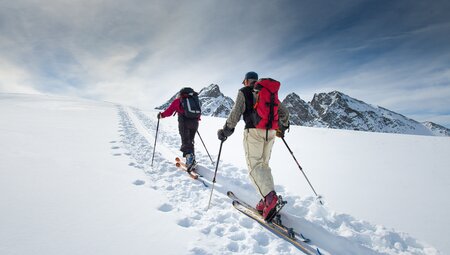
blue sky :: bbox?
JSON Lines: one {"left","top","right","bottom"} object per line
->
{"left": 1, "top": 0, "right": 449, "bottom": 128}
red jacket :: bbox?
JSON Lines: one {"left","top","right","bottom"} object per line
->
{"left": 160, "top": 98, "right": 184, "bottom": 118}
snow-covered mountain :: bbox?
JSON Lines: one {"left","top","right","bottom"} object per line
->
{"left": 156, "top": 84, "right": 234, "bottom": 118}
{"left": 283, "top": 91, "right": 450, "bottom": 136}
{"left": 422, "top": 121, "right": 450, "bottom": 136}
{"left": 156, "top": 85, "right": 449, "bottom": 137}
{"left": 281, "top": 93, "right": 325, "bottom": 127}
{"left": 197, "top": 84, "right": 234, "bottom": 117}
{"left": 1, "top": 93, "right": 448, "bottom": 255}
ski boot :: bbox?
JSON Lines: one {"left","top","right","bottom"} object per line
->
{"left": 185, "top": 153, "right": 197, "bottom": 173}
{"left": 256, "top": 199, "right": 265, "bottom": 214}
{"left": 263, "top": 191, "right": 287, "bottom": 222}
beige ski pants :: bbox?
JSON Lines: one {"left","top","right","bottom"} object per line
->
{"left": 243, "top": 128, "right": 276, "bottom": 198}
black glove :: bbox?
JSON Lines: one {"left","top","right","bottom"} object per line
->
{"left": 157, "top": 112, "right": 162, "bottom": 119}
{"left": 276, "top": 124, "right": 289, "bottom": 138}
{"left": 217, "top": 124, "right": 234, "bottom": 141}
{"left": 217, "top": 129, "right": 227, "bottom": 141}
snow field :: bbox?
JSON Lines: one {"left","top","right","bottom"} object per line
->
{"left": 122, "top": 105, "right": 441, "bottom": 255}
{"left": 1, "top": 94, "right": 446, "bottom": 255}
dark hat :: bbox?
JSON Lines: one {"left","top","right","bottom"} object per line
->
{"left": 242, "top": 71, "right": 258, "bottom": 84}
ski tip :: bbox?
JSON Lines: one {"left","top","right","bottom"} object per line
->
{"left": 175, "top": 157, "right": 181, "bottom": 162}
{"left": 227, "top": 191, "right": 233, "bottom": 196}
{"left": 316, "top": 248, "right": 322, "bottom": 255}
{"left": 175, "top": 162, "right": 181, "bottom": 167}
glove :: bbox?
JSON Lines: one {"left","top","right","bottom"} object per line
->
{"left": 217, "top": 124, "right": 234, "bottom": 141}
{"left": 217, "top": 129, "right": 228, "bottom": 141}
{"left": 157, "top": 112, "right": 162, "bottom": 119}
{"left": 276, "top": 124, "right": 289, "bottom": 138}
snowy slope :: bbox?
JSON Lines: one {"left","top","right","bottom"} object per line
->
{"left": 1, "top": 93, "right": 448, "bottom": 255}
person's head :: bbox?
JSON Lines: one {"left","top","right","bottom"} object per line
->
{"left": 242, "top": 71, "right": 258, "bottom": 86}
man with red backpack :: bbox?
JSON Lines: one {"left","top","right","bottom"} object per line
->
{"left": 217, "top": 71, "right": 289, "bottom": 221}
{"left": 158, "top": 87, "right": 202, "bottom": 170}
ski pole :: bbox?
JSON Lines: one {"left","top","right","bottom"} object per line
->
{"left": 197, "top": 130, "right": 214, "bottom": 165}
{"left": 206, "top": 140, "right": 224, "bottom": 210}
{"left": 151, "top": 117, "right": 160, "bottom": 167}
{"left": 281, "top": 137, "right": 323, "bottom": 205}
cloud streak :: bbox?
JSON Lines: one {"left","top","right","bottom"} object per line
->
{"left": 1, "top": 0, "right": 449, "bottom": 127}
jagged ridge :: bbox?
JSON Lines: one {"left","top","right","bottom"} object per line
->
{"left": 283, "top": 91, "right": 450, "bottom": 136}
{"left": 156, "top": 85, "right": 449, "bottom": 137}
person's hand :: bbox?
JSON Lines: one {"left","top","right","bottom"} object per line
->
{"left": 276, "top": 124, "right": 289, "bottom": 138}
{"left": 217, "top": 129, "right": 228, "bottom": 141}
{"left": 157, "top": 112, "right": 162, "bottom": 119}
{"left": 276, "top": 128, "right": 285, "bottom": 138}
{"left": 217, "top": 124, "right": 234, "bottom": 141}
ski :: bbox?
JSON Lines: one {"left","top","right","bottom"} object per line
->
{"left": 228, "top": 191, "right": 323, "bottom": 255}
{"left": 227, "top": 191, "right": 309, "bottom": 242}
{"left": 175, "top": 157, "right": 201, "bottom": 176}
{"left": 175, "top": 157, "right": 208, "bottom": 187}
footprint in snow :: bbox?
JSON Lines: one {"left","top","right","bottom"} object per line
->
{"left": 111, "top": 146, "right": 120, "bottom": 149}
{"left": 133, "top": 180, "right": 145, "bottom": 186}
{"left": 226, "top": 241, "right": 239, "bottom": 252}
{"left": 214, "top": 212, "right": 232, "bottom": 223}
{"left": 252, "top": 243, "right": 268, "bottom": 254}
{"left": 252, "top": 232, "right": 270, "bottom": 247}
{"left": 177, "top": 217, "right": 193, "bottom": 228}
{"left": 113, "top": 153, "right": 121, "bottom": 156}
{"left": 214, "top": 226, "right": 225, "bottom": 237}
{"left": 188, "top": 247, "right": 211, "bottom": 255}
{"left": 239, "top": 217, "right": 254, "bottom": 229}
{"left": 229, "top": 232, "right": 246, "bottom": 241}
{"left": 157, "top": 203, "right": 173, "bottom": 212}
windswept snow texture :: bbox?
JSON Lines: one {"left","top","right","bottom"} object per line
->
{"left": 1, "top": 93, "right": 448, "bottom": 255}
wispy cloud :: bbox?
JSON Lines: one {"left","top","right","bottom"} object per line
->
{"left": 1, "top": 0, "right": 449, "bottom": 127}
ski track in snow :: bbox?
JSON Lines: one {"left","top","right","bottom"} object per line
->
{"left": 114, "top": 105, "right": 440, "bottom": 255}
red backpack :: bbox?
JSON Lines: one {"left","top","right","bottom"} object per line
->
{"left": 253, "top": 78, "right": 280, "bottom": 132}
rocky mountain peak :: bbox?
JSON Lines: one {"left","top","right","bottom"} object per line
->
{"left": 199, "top": 84, "right": 223, "bottom": 98}
{"left": 422, "top": 121, "right": 450, "bottom": 136}
{"left": 156, "top": 86, "right": 449, "bottom": 137}
{"left": 282, "top": 92, "right": 321, "bottom": 126}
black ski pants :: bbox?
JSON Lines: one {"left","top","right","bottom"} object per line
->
{"left": 178, "top": 116, "right": 199, "bottom": 157}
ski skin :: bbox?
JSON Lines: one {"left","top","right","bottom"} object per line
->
{"left": 228, "top": 191, "right": 323, "bottom": 255}
{"left": 175, "top": 158, "right": 208, "bottom": 187}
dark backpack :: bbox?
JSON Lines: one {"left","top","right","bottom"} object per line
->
{"left": 179, "top": 87, "right": 201, "bottom": 119}
{"left": 253, "top": 78, "right": 280, "bottom": 131}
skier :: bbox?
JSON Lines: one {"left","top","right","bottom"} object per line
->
{"left": 217, "top": 71, "right": 290, "bottom": 220}
{"left": 158, "top": 87, "right": 202, "bottom": 170}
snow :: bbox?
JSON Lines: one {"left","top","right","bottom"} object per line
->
{"left": 1, "top": 93, "right": 448, "bottom": 255}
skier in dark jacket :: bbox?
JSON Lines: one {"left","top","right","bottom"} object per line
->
{"left": 158, "top": 87, "right": 201, "bottom": 170}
